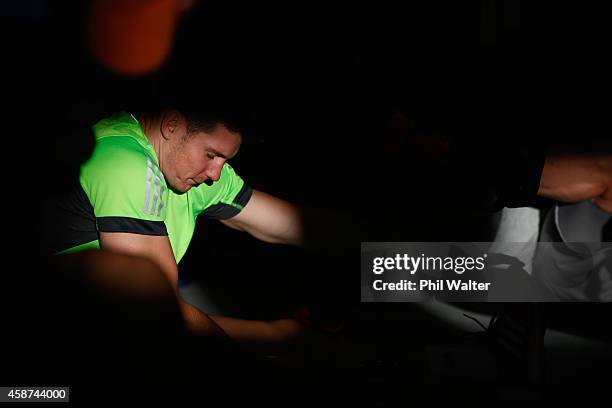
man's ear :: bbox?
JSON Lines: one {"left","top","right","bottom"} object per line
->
{"left": 160, "top": 110, "right": 181, "bottom": 140}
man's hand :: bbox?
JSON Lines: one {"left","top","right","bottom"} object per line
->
{"left": 539, "top": 151, "right": 612, "bottom": 213}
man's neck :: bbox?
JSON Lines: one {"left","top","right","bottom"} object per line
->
{"left": 137, "top": 114, "right": 164, "bottom": 163}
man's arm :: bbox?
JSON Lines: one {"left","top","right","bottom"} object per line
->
{"left": 206, "top": 315, "right": 304, "bottom": 343}
{"left": 538, "top": 151, "right": 612, "bottom": 212}
{"left": 221, "top": 189, "right": 357, "bottom": 252}
{"left": 220, "top": 189, "right": 304, "bottom": 246}
{"left": 99, "top": 232, "right": 228, "bottom": 336}
{"left": 99, "top": 232, "right": 306, "bottom": 342}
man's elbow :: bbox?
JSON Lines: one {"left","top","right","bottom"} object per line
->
{"left": 256, "top": 231, "right": 303, "bottom": 247}
{"left": 178, "top": 299, "right": 229, "bottom": 337}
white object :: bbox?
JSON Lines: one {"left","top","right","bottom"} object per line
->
{"left": 533, "top": 201, "right": 612, "bottom": 301}
{"left": 491, "top": 207, "right": 540, "bottom": 275}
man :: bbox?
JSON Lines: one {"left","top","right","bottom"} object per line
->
{"left": 46, "top": 104, "right": 308, "bottom": 342}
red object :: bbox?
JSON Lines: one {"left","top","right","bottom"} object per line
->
{"left": 89, "top": 0, "right": 181, "bottom": 76}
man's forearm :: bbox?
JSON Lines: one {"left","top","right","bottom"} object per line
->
{"left": 178, "top": 302, "right": 296, "bottom": 355}
{"left": 178, "top": 300, "right": 230, "bottom": 337}
{"left": 208, "top": 315, "right": 303, "bottom": 343}
{"left": 208, "top": 315, "right": 305, "bottom": 354}
{"left": 538, "top": 150, "right": 611, "bottom": 212}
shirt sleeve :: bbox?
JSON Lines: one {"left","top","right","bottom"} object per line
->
{"left": 79, "top": 137, "right": 169, "bottom": 235}
{"left": 190, "top": 163, "right": 253, "bottom": 219}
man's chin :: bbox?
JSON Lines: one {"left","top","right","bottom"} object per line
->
{"left": 168, "top": 183, "right": 190, "bottom": 195}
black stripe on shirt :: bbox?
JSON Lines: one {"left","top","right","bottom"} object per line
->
{"left": 202, "top": 184, "right": 253, "bottom": 220}
{"left": 97, "top": 217, "right": 168, "bottom": 235}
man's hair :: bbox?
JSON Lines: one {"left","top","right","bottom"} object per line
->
{"left": 134, "top": 74, "right": 250, "bottom": 136}
{"left": 178, "top": 100, "right": 245, "bottom": 136}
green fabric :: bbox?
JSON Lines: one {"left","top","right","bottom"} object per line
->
{"left": 81, "top": 113, "right": 166, "bottom": 222}
{"left": 71, "top": 111, "right": 247, "bottom": 263}
{"left": 57, "top": 240, "right": 100, "bottom": 255}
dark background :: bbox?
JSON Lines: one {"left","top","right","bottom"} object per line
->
{"left": 3, "top": 0, "right": 612, "bottom": 404}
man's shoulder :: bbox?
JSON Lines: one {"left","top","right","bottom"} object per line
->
{"left": 90, "top": 111, "right": 151, "bottom": 161}
{"left": 85, "top": 135, "right": 152, "bottom": 172}
{"left": 92, "top": 111, "right": 142, "bottom": 141}
{"left": 79, "top": 136, "right": 168, "bottom": 220}
{"left": 80, "top": 135, "right": 162, "bottom": 195}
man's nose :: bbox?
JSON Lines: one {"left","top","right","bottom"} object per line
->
{"left": 205, "top": 161, "right": 223, "bottom": 182}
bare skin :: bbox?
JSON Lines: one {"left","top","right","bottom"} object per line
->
{"left": 100, "top": 110, "right": 307, "bottom": 345}
{"left": 539, "top": 149, "right": 612, "bottom": 213}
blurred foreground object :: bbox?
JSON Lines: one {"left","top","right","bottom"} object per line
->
{"left": 88, "top": 0, "right": 194, "bottom": 75}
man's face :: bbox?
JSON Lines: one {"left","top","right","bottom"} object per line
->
{"left": 164, "top": 123, "right": 241, "bottom": 193}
